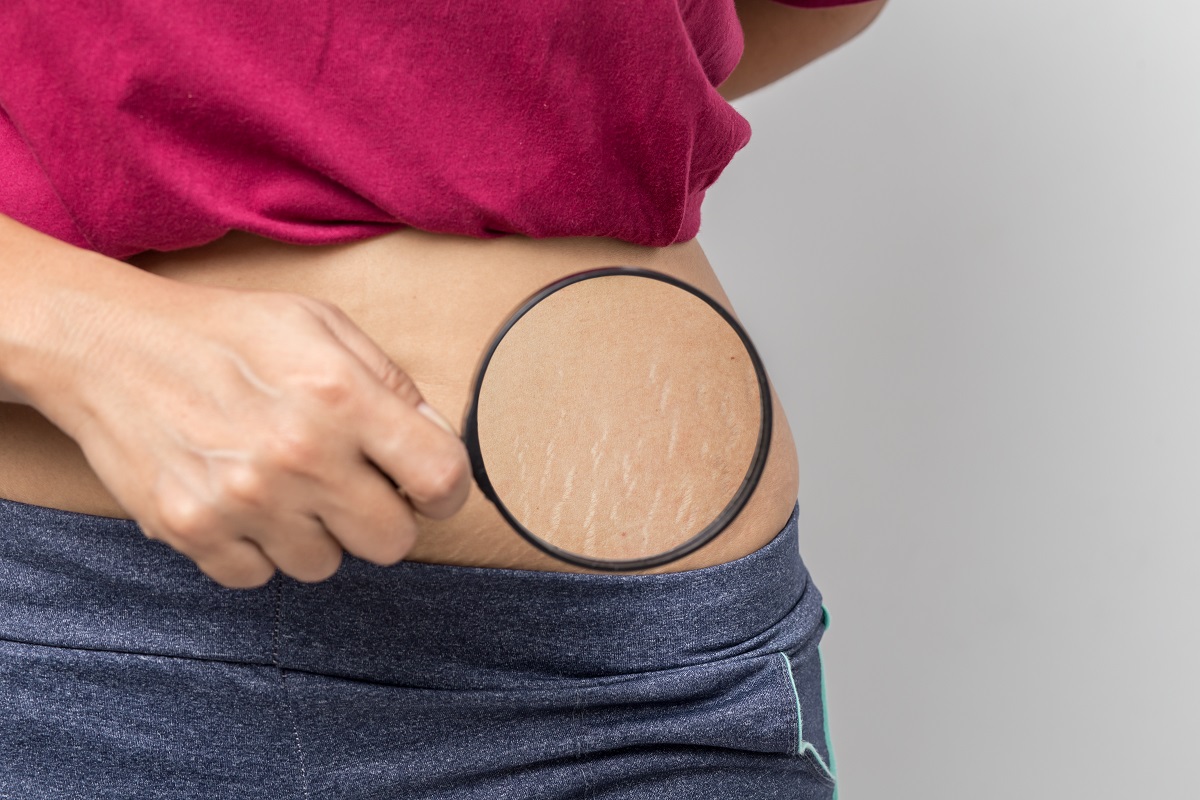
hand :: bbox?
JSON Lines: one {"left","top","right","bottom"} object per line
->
{"left": 31, "top": 277, "right": 470, "bottom": 588}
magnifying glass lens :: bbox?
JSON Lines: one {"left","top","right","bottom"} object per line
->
{"left": 466, "top": 269, "right": 770, "bottom": 571}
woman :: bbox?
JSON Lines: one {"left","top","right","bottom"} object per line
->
{"left": 0, "top": 0, "right": 885, "bottom": 797}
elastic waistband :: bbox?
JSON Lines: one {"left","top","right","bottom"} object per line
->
{"left": 0, "top": 497, "right": 824, "bottom": 688}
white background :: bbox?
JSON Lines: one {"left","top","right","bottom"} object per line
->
{"left": 701, "top": 2, "right": 1200, "bottom": 797}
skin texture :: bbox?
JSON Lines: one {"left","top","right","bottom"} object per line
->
{"left": 475, "top": 275, "right": 763, "bottom": 561}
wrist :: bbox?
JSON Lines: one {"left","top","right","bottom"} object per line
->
{"left": 0, "top": 215, "right": 167, "bottom": 415}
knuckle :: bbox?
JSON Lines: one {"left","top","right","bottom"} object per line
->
{"left": 408, "top": 447, "right": 470, "bottom": 504}
{"left": 301, "top": 366, "right": 357, "bottom": 409}
{"left": 215, "top": 463, "right": 270, "bottom": 507}
{"left": 264, "top": 423, "right": 322, "bottom": 472}
{"left": 158, "top": 496, "right": 220, "bottom": 546}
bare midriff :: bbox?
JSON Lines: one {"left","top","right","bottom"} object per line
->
{"left": 0, "top": 229, "right": 799, "bottom": 573}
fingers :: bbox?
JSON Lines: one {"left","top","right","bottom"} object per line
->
{"left": 251, "top": 512, "right": 345, "bottom": 583}
{"left": 302, "top": 295, "right": 472, "bottom": 520}
{"left": 191, "top": 539, "right": 277, "bottom": 589}
{"left": 312, "top": 459, "right": 422, "bottom": 566}
{"left": 357, "top": 387, "right": 472, "bottom": 521}
{"left": 136, "top": 465, "right": 346, "bottom": 588}
{"left": 133, "top": 408, "right": 443, "bottom": 586}
{"left": 140, "top": 510, "right": 342, "bottom": 589}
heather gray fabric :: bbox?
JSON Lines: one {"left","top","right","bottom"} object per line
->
{"left": 0, "top": 497, "right": 834, "bottom": 799}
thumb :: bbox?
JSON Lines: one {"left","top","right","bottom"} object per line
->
{"left": 305, "top": 296, "right": 459, "bottom": 436}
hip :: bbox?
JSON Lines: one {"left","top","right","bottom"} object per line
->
{"left": 0, "top": 228, "right": 800, "bottom": 572}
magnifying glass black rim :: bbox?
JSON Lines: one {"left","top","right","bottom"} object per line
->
{"left": 461, "top": 266, "right": 772, "bottom": 572}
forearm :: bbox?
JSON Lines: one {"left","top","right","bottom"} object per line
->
{"left": 0, "top": 213, "right": 162, "bottom": 408}
{"left": 719, "top": 0, "right": 888, "bottom": 101}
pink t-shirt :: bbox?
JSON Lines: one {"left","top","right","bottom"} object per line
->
{"left": 0, "top": 0, "right": 873, "bottom": 259}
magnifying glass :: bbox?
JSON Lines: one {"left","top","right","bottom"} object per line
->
{"left": 461, "top": 267, "right": 771, "bottom": 571}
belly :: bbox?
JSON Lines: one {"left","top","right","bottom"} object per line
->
{"left": 0, "top": 229, "right": 799, "bottom": 573}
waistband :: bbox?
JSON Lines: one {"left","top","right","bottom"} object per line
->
{"left": 0, "top": 497, "right": 824, "bottom": 689}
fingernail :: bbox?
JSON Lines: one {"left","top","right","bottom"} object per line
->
{"left": 417, "top": 402, "right": 457, "bottom": 436}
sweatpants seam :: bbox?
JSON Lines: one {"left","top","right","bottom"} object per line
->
{"left": 573, "top": 687, "right": 593, "bottom": 799}
{"left": 777, "top": 651, "right": 837, "bottom": 786}
{"left": 274, "top": 579, "right": 312, "bottom": 800}
{"left": 777, "top": 651, "right": 804, "bottom": 753}
{"left": 279, "top": 670, "right": 312, "bottom": 800}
